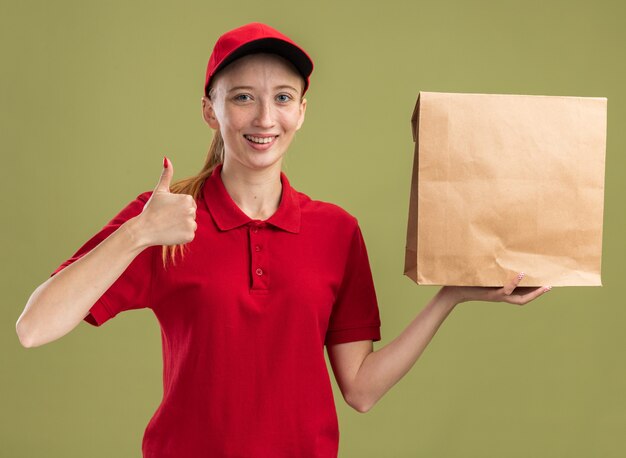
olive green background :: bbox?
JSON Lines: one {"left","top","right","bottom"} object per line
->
{"left": 2, "top": 0, "right": 624, "bottom": 457}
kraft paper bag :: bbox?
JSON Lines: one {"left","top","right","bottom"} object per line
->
{"left": 404, "top": 91, "right": 607, "bottom": 287}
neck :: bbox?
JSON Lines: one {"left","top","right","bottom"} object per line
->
{"left": 220, "top": 161, "right": 283, "bottom": 221}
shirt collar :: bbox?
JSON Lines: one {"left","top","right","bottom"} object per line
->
{"left": 202, "top": 162, "right": 301, "bottom": 234}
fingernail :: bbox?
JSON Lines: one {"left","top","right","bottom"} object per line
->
{"left": 163, "top": 156, "right": 168, "bottom": 168}
{"left": 518, "top": 272, "right": 525, "bottom": 280}
{"left": 544, "top": 286, "right": 552, "bottom": 292}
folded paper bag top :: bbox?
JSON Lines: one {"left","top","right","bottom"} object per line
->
{"left": 404, "top": 91, "right": 607, "bottom": 287}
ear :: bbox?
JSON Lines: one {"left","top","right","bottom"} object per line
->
{"left": 295, "top": 97, "right": 307, "bottom": 131}
{"left": 201, "top": 96, "right": 220, "bottom": 129}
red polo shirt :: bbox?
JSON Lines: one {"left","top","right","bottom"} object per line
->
{"left": 50, "top": 163, "right": 382, "bottom": 457}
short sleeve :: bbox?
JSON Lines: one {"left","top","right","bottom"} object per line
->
{"left": 325, "top": 221, "right": 382, "bottom": 346}
{"left": 49, "top": 191, "right": 155, "bottom": 327}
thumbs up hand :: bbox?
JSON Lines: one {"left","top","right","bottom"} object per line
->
{"left": 135, "top": 156, "right": 198, "bottom": 247}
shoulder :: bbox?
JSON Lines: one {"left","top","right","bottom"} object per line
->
{"left": 294, "top": 189, "right": 359, "bottom": 233}
{"left": 125, "top": 190, "right": 154, "bottom": 212}
{"left": 121, "top": 190, "right": 153, "bottom": 208}
{"left": 136, "top": 190, "right": 153, "bottom": 203}
{"left": 101, "top": 190, "right": 154, "bottom": 226}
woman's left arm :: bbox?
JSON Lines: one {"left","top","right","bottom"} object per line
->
{"left": 326, "top": 273, "right": 551, "bottom": 413}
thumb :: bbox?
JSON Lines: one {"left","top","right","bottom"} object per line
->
{"left": 155, "top": 155, "right": 174, "bottom": 193}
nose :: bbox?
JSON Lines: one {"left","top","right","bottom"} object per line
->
{"left": 253, "top": 97, "right": 275, "bottom": 128}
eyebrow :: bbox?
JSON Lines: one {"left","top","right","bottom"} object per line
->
{"left": 227, "top": 85, "right": 299, "bottom": 93}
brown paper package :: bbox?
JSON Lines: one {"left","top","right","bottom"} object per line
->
{"left": 404, "top": 91, "right": 607, "bottom": 287}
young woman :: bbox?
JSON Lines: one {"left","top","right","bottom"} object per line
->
{"left": 16, "top": 22, "right": 550, "bottom": 458}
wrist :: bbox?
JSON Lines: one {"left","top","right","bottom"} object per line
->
{"left": 122, "top": 216, "right": 151, "bottom": 251}
{"left": 437, "top": 286, "right": 462, "bottom": 310}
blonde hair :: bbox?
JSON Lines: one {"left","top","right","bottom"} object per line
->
{"left": 160, "top": 124, "right": 224, "bottom": 270}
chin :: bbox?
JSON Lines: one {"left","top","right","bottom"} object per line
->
{"left": 240, "top": 155, "right": 285, "bottom": 171}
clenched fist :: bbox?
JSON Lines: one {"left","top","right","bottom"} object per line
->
{"left": 134, "top": 156, "right": 198, "bottom": 247}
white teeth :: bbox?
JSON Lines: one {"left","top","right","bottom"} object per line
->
{"left": 245, "top": 135, "right": 275, "bottom": 144}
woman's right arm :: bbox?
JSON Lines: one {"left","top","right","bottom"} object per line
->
{"left": 16, "top": 157, "right": 197, "bottom": 348}
{"left": 16, "top": 218, "right": 149, "bottom": 348}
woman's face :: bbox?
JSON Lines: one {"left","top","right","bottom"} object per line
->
{"left": 202, "top": 53, "right": 307, "bottom": 174}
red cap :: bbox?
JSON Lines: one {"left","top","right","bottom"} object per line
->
{"left": 204, "top": 22, "right": 314, "bottom": 97}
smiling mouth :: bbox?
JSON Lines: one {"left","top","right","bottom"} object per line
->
{"left": 243, "top": 134, "right": 278, "bottom": 144}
